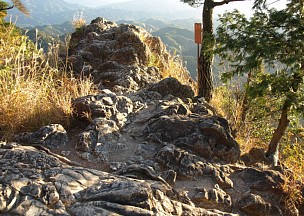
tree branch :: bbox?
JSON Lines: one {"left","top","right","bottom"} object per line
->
{"left": 0, "top": 5, "right": 14, "bottom": 12}
{"left": 212, "top": 0, "right": 247, "bottom": 7}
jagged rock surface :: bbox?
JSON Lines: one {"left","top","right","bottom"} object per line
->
{"left": 68, "top": 17, "right": 194, "bottom": 93}
{"left": 0, "top": 18, "right": 302, "bottom": 216}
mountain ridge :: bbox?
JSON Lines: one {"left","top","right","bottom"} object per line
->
{"left": 4, "top": 0, "right": 200, "bottom": 27}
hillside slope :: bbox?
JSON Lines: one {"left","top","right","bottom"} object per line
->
{"left": 153, "top": 27, "right": 197, "bottom": 77}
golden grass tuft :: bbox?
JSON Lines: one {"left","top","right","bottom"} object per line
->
{"left": 0, "top": 22, "right": 96, "bottom": 139}
{"left": 281, "top": 138, "right": 304, "bottom": 211}
{"left": 145, "top": 36, "right": 197, "bottom": 93}
{"left": 72, "top": 11, "right": 86, "bottom": 30}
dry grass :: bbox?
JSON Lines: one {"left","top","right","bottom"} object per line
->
{"left": 211, "top": 84, "right": 278, "bottom": 153}
{"left": 0, "top": 22, "right": 96, "bottom": 139}
{"left": 146, "top": 37, "right": 197, "bottom": 93}
{"left": 281, "top": 134, "right": 304, "bottom": 211}
{"left": 72, "top": 11, "right": 86, "bottom": 30}
{"left": 280, "top": 162, "right": 304, "bottom": 213}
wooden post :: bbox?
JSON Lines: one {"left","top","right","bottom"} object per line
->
{"left": 194, "top": 23, "right": 202, "bottom": 89}
{"left": 194, "top": 23, "right": 202, "bottom": 44}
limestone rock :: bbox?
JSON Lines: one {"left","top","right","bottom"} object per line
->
{"left": 73, "top": 89, "right": 133, "bottom": 127}
{"left": 68, "top": 18, "right": 194, "bottom": 93}
{"left": 148, "top": 77, "right": 194, "bottom": 99}
{"left": 193, "top": 184, "right": 232, "bottom": 212}
{"left": 13, "top": 124, "right": 68, "bottom": 149}
{"left": 147, "top": 115, "right": 240, "bottom": 163}
{"left": 238, "top": 192, "right": 283, "bottom": 216}
{"left": 0, "top": 145, "right": 237, "bottom": 216}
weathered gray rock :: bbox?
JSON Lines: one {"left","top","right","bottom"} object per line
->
{"left": 146, "top": 115, "right": 240, "bottom": 163}
{"left": 193, "top": 184, "right": 232, "bottom": 212}
{"left": 69, "top": 19, "right": 160, "bottom": 93}
{"left": 76, "top": 118, "right": 122, "bottom": 162}
{"left": 68, "top": 18, "right": 195, "bottom": 94}
{"left": 241, "top": 147, "right": 264, "bottom": 164}
{"left": 13, "top": 124, "right": 68, "bottom": 149}
{"left": 238, "top": 192, "right": 283, "bottom": 216}
{"left": 0, "top": 144, "right": 238, "bottom": 216}
{"left": 148, "top": 77, "right": 194, "bottom": 99}
{"left": 73, "top": 89, "right": 133, "bottom": 127}
{"left": 234, "top": 168, "right": 284, "bottom": 191}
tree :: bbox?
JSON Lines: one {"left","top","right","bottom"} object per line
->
{"left": 180, "top": 0, "right": 245, "bottom": 101}
{"left": 216, "top": 0, "right": 304, "bottom": 165}
{"left": 0, "top": 0, "right": 29, "bottom": 16}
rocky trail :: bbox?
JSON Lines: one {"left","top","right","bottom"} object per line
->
{"left": 0, "top": 18, "right": 302, "bottom": 216}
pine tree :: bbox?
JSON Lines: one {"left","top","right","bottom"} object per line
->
{"left": 216, "top": 0, "right": 304, "bottom": 165}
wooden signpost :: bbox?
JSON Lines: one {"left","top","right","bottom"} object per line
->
{"left": 194, "top": 23, "right": 202, "bottom": 81}
{"left": 194, "top": 23, "right": 202, "bottom": 44}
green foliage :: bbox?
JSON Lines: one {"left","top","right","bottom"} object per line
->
{"left": 215, "top": 0, "right": 304, "bottom": 165}
{"left": 216, "top": 3, "right": 304, "bottom": 116}
{"left": 180, "top": 0, "right": 204, "bottom": 7}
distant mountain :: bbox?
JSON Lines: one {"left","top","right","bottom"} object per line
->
{"left": 24, "top": 21, "right": 74, "bottom": 51}
{"left": 4, "top": 0, "right": 83, "bottom": 26}
{"left": 153, "top": 27, "right": 197, "bottom": 78}
{"left": 64, "top": 0, "right": 126, "bottom": 7}
{"left": 108, "top": 0, "right": 193, "bottom": 12}
{"left": 117, "top": 18, "right": 197, "bottom": 32}
{"left": 4, "top": 0, "right": 200, "bottom": 27}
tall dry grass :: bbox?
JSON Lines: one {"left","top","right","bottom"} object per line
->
{"left": 0, "top": 22, "right": 96, "bottom": 139}
{"left": 147, "top": 43, "right": 197, "bottom": 93}
{"left": 72, "top": 11, "right": 86, "bottom": 30}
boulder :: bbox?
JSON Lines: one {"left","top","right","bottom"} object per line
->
{"left": 13, "top": 124, "right": 68, "bottom": 149}
{"left": 148, "top": 77, "right": 194, "bottom": 99}
{"left": 238, "top": 192, "right": 282, "bottom": 216}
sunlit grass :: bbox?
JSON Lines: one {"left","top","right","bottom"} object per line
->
{"left": 0, "top": 22, "right": 97, "bottom": 139}
{"left": 146, "top": 37, "right": 197, "bottom": 93}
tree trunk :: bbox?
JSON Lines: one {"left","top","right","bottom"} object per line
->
{"left": 236, "top": 71, "right": 252, "bottom": 130}
{"left": 265, "top": 100, "right": 290, "bottom": 166}
{"left": 197, "top": 0, "right": 214, "bottom": 102}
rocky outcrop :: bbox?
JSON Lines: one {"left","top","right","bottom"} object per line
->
{"left": 0, "top": 18, "right": 302, "bottom": 216}
{"left": 68, "top": 17, "right": 195, "bottom": 93}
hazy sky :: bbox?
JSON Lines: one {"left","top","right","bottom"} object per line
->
{"left": 65, "top": 0, "right": 288, "bottom": 12}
